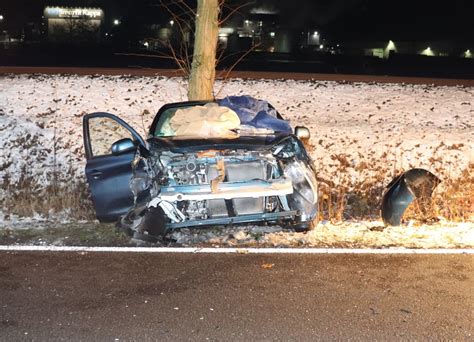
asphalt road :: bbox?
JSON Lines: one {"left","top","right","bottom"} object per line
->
{"left": 0, "top": 252, "right": 472, "bottom": 341}
{"left": 1, "top": 66, "right": 474, "bottom": 86}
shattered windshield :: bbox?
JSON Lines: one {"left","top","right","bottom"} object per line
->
{"left": 154, "top": 104, "right": 240, "bottom": 139}
{"left": 152, "top": 97, "right": 293, "bottom": 139}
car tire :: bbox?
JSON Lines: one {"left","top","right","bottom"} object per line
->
{"left": 140, "top": 206, "right": 168, "bottom": 238}
{"left": 290, "top": 222, "right": 310, "bottom": 232}
{"left": 289, "top": 216, "right": 318, "bottom": 232}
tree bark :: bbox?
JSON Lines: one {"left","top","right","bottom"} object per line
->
{"left": 188, "top": 0, "right": 220, "bottom": 101}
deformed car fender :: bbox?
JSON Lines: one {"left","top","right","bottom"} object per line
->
{"left": 381, "top": 168, "right": 440, "bottom": 226}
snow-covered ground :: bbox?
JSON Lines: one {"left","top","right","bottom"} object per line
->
{"left": 0, "top": 74, "right": 472, "bottom": 247}
{"left": 164, "top": 219, "right": 474, "bottom": 249}
{"left": 1, "top": 217, "right": 473, "bottom": 249}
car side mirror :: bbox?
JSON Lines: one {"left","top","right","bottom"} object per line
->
{"left": 295, "top": 126, "right": 310, "bottom": 140}
{"left": 111, "top": 138, "right": 137, "bottom": 155}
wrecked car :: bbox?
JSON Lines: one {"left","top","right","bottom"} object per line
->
{"left": 83, "top": 96, "right": 318, "bottom": 240}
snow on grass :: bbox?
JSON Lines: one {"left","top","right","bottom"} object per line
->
{"left": 1, "top": 74, "right": 472, "bottom": 186}
{"left": 168, "top": 220, "right": 474, "bottom": 249}
{"left": 2, "top": 219, "right": 471, "bottom": 249}
{"left": 0, "top": 73, "right": 472, "bottom": 247}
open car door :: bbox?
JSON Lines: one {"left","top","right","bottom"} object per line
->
{"left": 83, "top": 112, "right": 146, "bottom": 222}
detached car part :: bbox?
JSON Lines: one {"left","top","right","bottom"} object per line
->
{"left": 83, "top": 98, "right": 318, "bottom": 239}
{"left": 381, "top": 168, "right": 440, "bottom": 226}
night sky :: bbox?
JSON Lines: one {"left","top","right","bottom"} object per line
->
{"left": 0, "top": 0, "right": 472, "bottom": 41}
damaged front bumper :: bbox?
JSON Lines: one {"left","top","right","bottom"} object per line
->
{"left": 167, "top": 211, "right": 299, "bottom": 229}
{"left": 125, "top": 136, "right": 319, "bottom": 237}
{"left": 152, "top": 177, "right": 293, "bottom": 202}
{"left": 381, "top": 168, "right": 441, "bottom": 226}
{"left": 147, "top": 177, "right": 299, "bottom": 229}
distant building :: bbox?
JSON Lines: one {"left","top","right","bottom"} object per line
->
{"left": 235, "top": 11, "right": 281, "bottom": 52}
{"left": 342, "top": 40, "right": 473, "bottom": 59}
{"left": 43, "top": 7, "right": 104, "bottom": 44}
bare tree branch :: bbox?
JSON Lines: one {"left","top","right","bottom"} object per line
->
{"left": 214, "top": 43, "right": 261, "bottom": 98}
{"left": 118, "top": 1, "right": 258, "bottom": 100}
{"left": 218, "top": 1, "right": 254, "bottom": 25}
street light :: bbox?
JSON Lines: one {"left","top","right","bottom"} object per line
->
{"left": 385, "top": 40, "right": 397, "bottom": 59}
{"left": 169, "top": 20, "right": 174, "bottom": 26}
{"left": 421, "top": 46, "right": 434, "bottom": 56}
{"left": 386, "top": 40, "right": 396, "bottom": 50}
{"left": 113, "top": 19, "right": 120, "bottom": 25}
{"left": 0, "top": 15, "right": 4, "bottom": 21}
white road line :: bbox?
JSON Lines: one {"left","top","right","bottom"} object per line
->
{"left": 0, "top": 245, "right": 472, "bottom": 254}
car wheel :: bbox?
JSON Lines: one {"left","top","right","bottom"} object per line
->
{"left": 289, "top": 222, "right": 310, "bottom": 232}
{"left": 139, "top": 206, "right": 168, "bottom": 238}
{"left": 289, "top": 216, "right": 319, "bottom": 232}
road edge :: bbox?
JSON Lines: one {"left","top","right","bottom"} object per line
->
{"left": 0, "top": 245, "right": 472, "bottom": 254}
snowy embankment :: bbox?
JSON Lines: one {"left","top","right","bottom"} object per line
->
{"left": 0, "top": 74, "right": 472, "bottom": 248}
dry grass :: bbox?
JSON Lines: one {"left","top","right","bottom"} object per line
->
{"left": 1, "top": 168, "right": 95, "bottom": 221}
{"left": 2, "top": 163, "right": 472, "bottom": 225}
{"left": 431, "top": 164, "right": 474, "bottom": 222}
{"left": 1, "top": 139, "right": 472, "bottom": 224}
{"left": 316, "top": 156, "right": 473, "bottom": 224}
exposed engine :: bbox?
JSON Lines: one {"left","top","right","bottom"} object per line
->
{"left": 128, "top": 136, "right": 318, "bottom": 234}
{"left": 154, "top": 149, "right": 280, "bottom": 220}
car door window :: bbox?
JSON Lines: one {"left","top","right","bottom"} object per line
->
{"left": 88, "top": 116, "right": 134, "bottom": 157}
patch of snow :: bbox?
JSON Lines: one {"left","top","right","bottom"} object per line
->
{"left": 169, "top": 221, "right": 474, "bottom": 249}
{"left": 0, "top": 209, "right": 80, "bottom": 229}
{"left": 0, "top": 74, "right": 472, "bottom": 192}
{"left": 0, "top": 74, "right": 472, "bottom": 248}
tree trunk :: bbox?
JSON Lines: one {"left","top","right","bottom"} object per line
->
{"left": 188, "top": 0, "right": 220, "bottom": 101}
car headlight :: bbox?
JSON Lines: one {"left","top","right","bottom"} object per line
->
{"left": 284, "top": 161, "right": 317, "bottom": 205}
{"left": 284, "top": 161, "right": 306, "bottom": 183}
